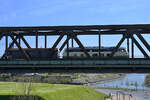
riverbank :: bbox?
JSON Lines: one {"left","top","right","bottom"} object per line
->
{"left": 88, "top": 74, "right": 126, "bottom": 86}
{"left": 0, "top": 73, "right": 125, "bottom": 85}
{"left": 71, "top": 73, "right": 126, "bottom": 86}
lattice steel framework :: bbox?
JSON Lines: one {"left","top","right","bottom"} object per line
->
{"left": 0, "top": 24, "right": 150, "bottom": 60}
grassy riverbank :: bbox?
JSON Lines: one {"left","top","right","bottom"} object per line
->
{"left": 0, "top": 82, "right": 107, "bottom": 100}
{"left": 0, "top": 73, "right": 124, "bottom": 85}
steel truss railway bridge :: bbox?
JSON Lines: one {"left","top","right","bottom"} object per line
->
{"left": 0, "top": 24, "right": 150, "bottom": 73}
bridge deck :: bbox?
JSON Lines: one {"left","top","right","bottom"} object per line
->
{"left": 0, "top": 59, "right": 150, "bottom": 73}
{"left": 0, "top": 58, "right": 150, "bottom": 67}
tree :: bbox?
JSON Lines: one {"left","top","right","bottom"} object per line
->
{"left": 142, "top": 83, "right": 145, "bottom": 91}
{"left": 126, "top": 79, "right": 129, "bottom": 90}
{"left": 135, "top": 81, "right": 138, "bottom": 91}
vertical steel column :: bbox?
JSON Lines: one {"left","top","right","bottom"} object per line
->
{"left": 127, "top": 38, "right": 129, "bottom": 56}
{"left": 98, "top": 32, "right": 101, "bottom": 56}
{"left": 5, "top": 35, "right": 8, "bottom": 50}
{"left": 67, "top": 35, "right": 69, "bottom": 58}
{"left": 131, "top": 38, "right": 134, "bottom": 58}
{"left": 5, "top": 35, "right": 8, "bottom": 58}
{"left": 45, "top": 35, "right": 47, "bottom": 48}
{"left": 18, "top": 36, "right": 21, "bottom": 46}
{"left": 72, "top": 37, "right": 74, "bottom": 48}
{"left": 36, "top": 34, "right": 38, "bottom": 48}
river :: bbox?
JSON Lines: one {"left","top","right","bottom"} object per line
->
{"left": 96, "top": 74, "right": 150, "bottom": 90}
{"left": 95, "top": 74, "right": 150, "bottom": 100}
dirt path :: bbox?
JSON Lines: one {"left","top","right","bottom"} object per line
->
{"left": 97, "top": 89, "right": 150, "bottom": 100}
{"left": 106, "top": 95, "right": 136, "bottom": 100}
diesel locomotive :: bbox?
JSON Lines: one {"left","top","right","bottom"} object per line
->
{"left": 5, "top": 48, "right": 59, "bottom": 60}
{"left": 63, "top": 46, "right": 129, "bottom": 58}
{"left": 4, "top": 46, "right": 129, "bottom": 60}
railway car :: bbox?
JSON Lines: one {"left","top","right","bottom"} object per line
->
{"left": 6, "top": 48, "right": 59, "bottom": 60}
{"left": 63, "top": 46, "right": 129, "bottom": 58}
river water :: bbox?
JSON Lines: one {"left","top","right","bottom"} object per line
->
{"left": 96, "top": 74, "right": 150, "bottom": 90}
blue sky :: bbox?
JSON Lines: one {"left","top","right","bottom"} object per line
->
{"left": 0, "top": 0, "right": 150, "bottom": 57}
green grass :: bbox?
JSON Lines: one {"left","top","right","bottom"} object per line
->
{"left": 0, "top": 82, "right": 107, "bottom": 100}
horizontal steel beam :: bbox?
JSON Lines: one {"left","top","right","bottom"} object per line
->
{"left": 0, "top": 24, "right": 150, "bottom": 36}
{"left": 1, "top": 31, "right": 150, "bottom": 36}
{"left": 0, "top": 24, "right": 150, "bottom": 30}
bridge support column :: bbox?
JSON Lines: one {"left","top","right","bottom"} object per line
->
{"left": 127, "top": 38, "right": 129, "bottom": 55}
{"left": 67, "top": 35, "right": 69, "bottom": 58}
{"left": 98, "top": 32, "right": 101, "bottom": 56}
{"left": 72, "top": 37, "right": 74, "bottom": 48}
{"left": 18, "top": 36, "right": 21, "bottom": 46}
{"left": 36, "top": 34, "right": 38, "bottom": 48}
{"left": 131, "top": 38, "right": 134, "bottom": 58}
{"left": 5, "top": 35, "right": 8, "bottom": 58}
{"left": 45, "top": 35, "right": 47, "bottom": 48}
{"left": 5, "top": 35, "right": 8, "bottom": 50}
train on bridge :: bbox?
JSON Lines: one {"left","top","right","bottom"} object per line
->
{"left": 63, "top": 46, "right": 128, "bottom": 58}
{"left": 4, "top": 46, "right": 129, "bottom": 60}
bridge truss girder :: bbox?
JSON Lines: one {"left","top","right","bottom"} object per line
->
{"left": 0, "top": 24, "right": 150, "bottom": 60}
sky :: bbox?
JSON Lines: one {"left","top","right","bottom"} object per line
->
{"left": 0, "top": 0, "right": 150, "bottom": 57}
